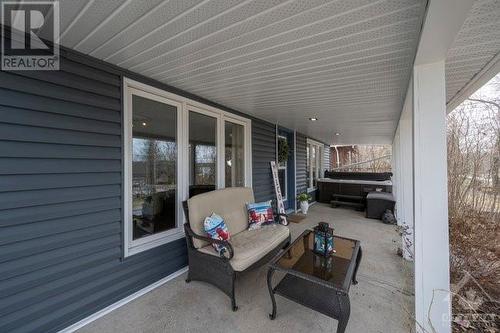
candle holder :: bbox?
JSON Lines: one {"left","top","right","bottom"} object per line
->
{"left": 313, "top": 222, "right": 335, "bottom": 257}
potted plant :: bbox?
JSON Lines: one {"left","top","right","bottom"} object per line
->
{"left": 297, "top": 193, "right": 312, "bottom": 214}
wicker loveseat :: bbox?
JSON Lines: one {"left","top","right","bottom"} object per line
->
{"left": 183, "top": 187, "right": 291, "bottom": 311}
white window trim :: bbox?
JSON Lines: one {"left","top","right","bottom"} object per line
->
{"left": 123, "top": 78, "right": 252, "bottom": 257}
{"left": 307, "top": 138, "right": 323, "bottom": 192}
{"left": 123, "top": 84, "right": 185, "bottom": 257}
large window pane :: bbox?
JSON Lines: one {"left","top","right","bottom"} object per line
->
{"left": 312, "top": 145, "right": 317, "bottom": 188}
{"left": 132, "top": 95, "right": 177, "bottom": 240}
{"left": 189, "top": 111, "right": 217, "bottom": 197}
{"left": 306, "top": 146, "right": 310, "bottom": 189}
{"left": 278, "top": 168, "right": 286, "bottom": 199}
{"left": 225, "top": 121, "right": 245, "bottom": 187}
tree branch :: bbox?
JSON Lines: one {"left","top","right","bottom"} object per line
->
{"left": 467, "top": 98, "right": 500, "bottom": 110}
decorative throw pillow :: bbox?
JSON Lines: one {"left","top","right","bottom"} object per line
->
{"left": 204, "top": 213, "right": 230, "bottom": 255}
{"left": 247, "top": 200, "right": 274, "bottom": 230}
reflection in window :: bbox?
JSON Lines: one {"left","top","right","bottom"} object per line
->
{"left": 189, "top": 112, "right": 216, "bottom": 197}
{"left": 307, "top": 140, "right": 322, "bottom": 190}
{"left": 132, "top": 95, "right": 177, "bottom": 240}
{"left": 225, "top": 121, "right": 245, "bottom": 187}
{"left": 306, "top": 146, "right": 310, "bottom": 189}
{"left": 278, "top": 168, "right": 286, "bottom": 199}
{"left": 278, "top": 136, "right": 287, "bottom": 199}
{"left": 312, "top": 145, "right": 317, "bottom": 188}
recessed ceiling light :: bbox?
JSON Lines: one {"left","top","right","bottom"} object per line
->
{"left": 335, "top": 132, "right": 341, "bottom": 136}
{"left": 309, "top": 117, "right": 318, "bottom": 121}
{"left": 142, "top": 122, "right": 147, "bottom": 126}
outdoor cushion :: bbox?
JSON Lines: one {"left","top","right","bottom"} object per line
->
{"left": 204, "top": 213, "right": 231, "bottom": 255}
{"left": 188, "top": 187, "right": 255, "bottom": 248}
{"left": 247, "top": 200, "right": 274, "bottom": 230}
{"left": 198, "top": 223, "right": 290, "bottom": 271}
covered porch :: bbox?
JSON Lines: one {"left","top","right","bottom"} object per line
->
{"left": 1, "top": 0, "right": 499, "bottom": 332}
{"left": 76, "top": 204, "right": 414, "bottom": 333}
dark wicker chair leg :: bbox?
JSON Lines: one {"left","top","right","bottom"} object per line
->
{"left": 231, "top": 275, "right": 238, "bottom": 311}
{"left": 267, "top": 267, "right": 277, "bottom": 319}
{"left": 231, "top": 297, "right": 238, "bottom": 311}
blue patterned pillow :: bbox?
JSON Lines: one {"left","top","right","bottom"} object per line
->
{"left": 247, "top": 200, "right": 274, "bottom": 230}
{"left": 204, "top": 213, "right": 230, "bottom": 255}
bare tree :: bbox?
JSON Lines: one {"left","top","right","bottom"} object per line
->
{"left": 447, "top": 74, "right": 499, "bottom": 332}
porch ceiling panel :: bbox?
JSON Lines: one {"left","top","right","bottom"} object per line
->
{"left": 445, "top": 0, "right": 500, "bottom": 104}
{"left": 33, "top": 0, "right": 427, "bottom": 144}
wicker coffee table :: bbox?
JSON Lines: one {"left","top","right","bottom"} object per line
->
{"left": 267, "top": 229, "right": 362, "bottom": 333}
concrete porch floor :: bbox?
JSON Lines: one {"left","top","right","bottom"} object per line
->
{"left": 77, "top": 203, "right": 414, "bottom": 333}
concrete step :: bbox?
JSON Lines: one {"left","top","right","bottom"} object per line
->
{"left": 331, "top": 200, "right": 365, "bottom": 211}
{"left": 331, "top": 194, "right": 363, "bottom": 200}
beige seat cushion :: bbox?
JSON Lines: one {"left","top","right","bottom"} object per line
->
{"left": 187, "top": 187, "right": 255, "bottom": 248}
{"left": 198, "top": 224, "right": 290, "bottom": 271}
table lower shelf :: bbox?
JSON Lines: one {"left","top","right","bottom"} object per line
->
{"left": 274, "top": 273, "right": 348, "bottom": 320}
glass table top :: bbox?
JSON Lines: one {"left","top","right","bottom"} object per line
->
{"left": 272, "top": 229, "right": 359, "bottom": 290}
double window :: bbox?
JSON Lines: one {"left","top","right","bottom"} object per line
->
{"left": 124, "top": 79, "right": 251, "bottom": 256}
{"left": 306, "top": 139, "right": 323, "bottom": 192}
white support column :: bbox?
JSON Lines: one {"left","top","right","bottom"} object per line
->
{"left": 392, "top": 125, "right": 401, "bottom": 223}
{"left": 413, "top": 61, "right": 451, "bottom": 333}
{"left": 400, "top": 84, "right": 414, "bottom": 261}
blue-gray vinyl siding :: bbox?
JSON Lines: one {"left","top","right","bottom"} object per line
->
{"left": 296, "top": 133, "right": 308, "bottom": 198}
{"left": 0, "top": 50, "right": 187, "bottom": 333}
{"left": 0, "top": 39, "right": 288, "bottom": 332}
{"left": 252, "top": 120, "right": 276, "bottom": 202}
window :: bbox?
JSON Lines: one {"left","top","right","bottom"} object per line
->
{"left": 124, "top": 79, "right": 251, "bottom": 257}
{"left": 224, "top": 120, "right": 245, "bottom": 187}
{"left": 189, "top": 110, "right": 217, "bottom": 198}
{"left": 277, "top": 136, "right": 287, "bottom": 200}
{"left": 124, "top": 85, "right": 182, "bottom": 256}
{"left": 307, "top": 139, "right": 323, "bottom": 191}
{"left": 311, "top": 145, "right": 317, "bottom": 188}
{"left": 306, "top": 145, "right": 310, "bottom": 190}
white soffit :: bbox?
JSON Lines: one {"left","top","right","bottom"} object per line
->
{"left": 33, "top": 0, "right": 427, "bottom": 144}
{"left": 446, "top": 0, "right": 500, "bottom": 107}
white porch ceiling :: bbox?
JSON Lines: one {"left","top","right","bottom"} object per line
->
{"left": 14, "top": 0, "right": 431, "bottom": 144}
{"left": 8, "top": 0, "right": 500, "bottom": 144}
{"left": 445, "top": 0, "right": 500, "bottom": 105}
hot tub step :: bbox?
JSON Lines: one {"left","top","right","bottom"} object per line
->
{"left": 331, "top": 194, "right": 363, "bottom": 200}
{"left": 330, "top": 200, "right": 364, "bottom": 211}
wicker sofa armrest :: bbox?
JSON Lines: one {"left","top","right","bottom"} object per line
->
{"left": 184, "top": 223, "right": 234, "bottom": 260}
